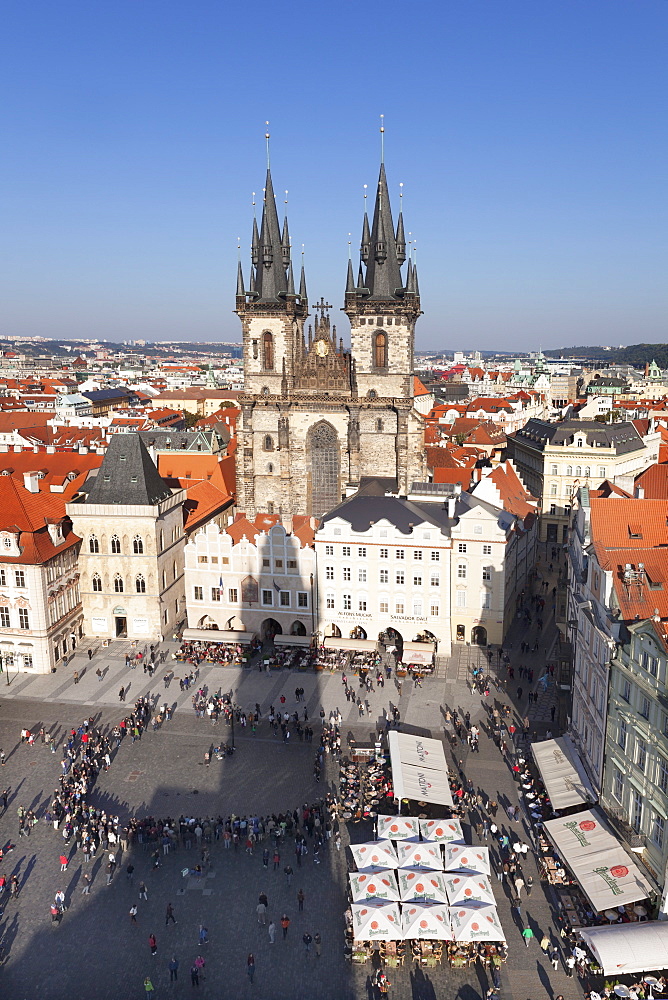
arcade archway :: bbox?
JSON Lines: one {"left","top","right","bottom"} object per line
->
{"left": 261, "top": 618, "right": 283, "bottom": 640}
{"left": 349, "top": 626, "right": 367, "bottom": 640}
{"left": 472, "top": 626, "right": 488, "bottom": 646}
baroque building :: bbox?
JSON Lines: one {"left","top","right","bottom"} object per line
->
{"left": 235, "top": 156, "right": 425, "bottom": 518}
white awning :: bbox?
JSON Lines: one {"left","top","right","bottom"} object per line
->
{"left": 274, "top": 634, "right": 311, "bottom": 647}
{"left": 401, "top": 903, "right": 451, "bottom": 940}
{"left": 349, "top": 870, "right": 400, "bottom": 902}
{"left": 449, "top": 905, "right": 505, "bottom": 942}
{"left": 442, "top": 844, "right": 491, "bottom": 876}
{"left": 349, "top": 841, "right": 399, "bottom": 870}
{"left": 324, "top": 637, "right": 378, "bottom": 652}
{"left": 388, "top": 731, "right": 453, "bottom": 808}
{"left": 420, "top": 819, "right": 465, "bottom": 844}
{"left": 543, "top": 810, "right": 652, "bottom": 911}
{"left": 401, "top": 641, "right": 435, "bottom": 666}
{"left": 351, "top": 901, "right": 403, "bottom": 941}
{"left": 579, "top": 921, "right": 668, "bottom": 976}
{"left": 377, "top": 816, "right": 421, "bottom": 840}
{"left": 182, "top": 628, "right": 254, "bottom": 644}
{"left": 532, "top": 736, "right": 597, "bottom": 810}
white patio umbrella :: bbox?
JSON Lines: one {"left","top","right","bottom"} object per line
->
{"left": 442, "top": 844, "right": 491, "bottom": 875}
{"left": 397, "top": 868, "right": 449, "bottom": 903}
{"left": 351, "top": 901, "right": 403, "bottom": 941}
{"left": 443, "top": 873, "right": 496, "bottom": 908}
{"left": 396, "top": 841, "right": 443, "bottom": 870}
{"left": 349, "top": 870, "right": 400, "bottom": 902}
{"left": 350, "top": 840, "right": 399, "bottom": 870}
{"left": 420, "top": 818, "right": 465, "bottom": 844}
{"left": 401, "top": 903, "right": 452, "bottom": 941}
{"left": 377, "top": 815, "right": 421, "bottom": 841}
{"left": 449, "top": 905, "right": 506, "bottom": 942}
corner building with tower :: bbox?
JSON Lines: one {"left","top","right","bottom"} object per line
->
{"left": 235, "top": 156, "right": 426, "bottom": 519}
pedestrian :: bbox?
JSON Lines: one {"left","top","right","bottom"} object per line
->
{"left": 149, "top": 932, "right": 157, "bottom": 956}
{"left": 314, "top": 931, "right": 322, "bottom": 957}
{"left": 190, "top": 965, "right": 200, "bottom": 986}
{"left": 144, "top": 978, "right": 154, "bottom": 994}
{"left": 59, "top": 854, "right": 69, "bottom": 872}
{"left": 247, "top": 953, "right": 255, "bottom": 984}
{"left": 523, "top": 926, "right": 535, "bottom": 948}
{"left": 540, "top": 934, "right": 551, "bottom": 954}
{"left": 73, "top": 671, "right": 79, "bottom": 684}
{"left": 551, "top": 947, "right": 560, "bottom": 971}
{"left": 0, "top": 749, "right": 5, "bottom": 767}
{"left": 565, "top": 954, "right": 576, "bottom": 977}
{"left": 198, "top": 924, "right": 208, "bottom": 945}
{"left": 96, "top": 668, "right": 102, "bottom": 681}
{"left": 281, "top": 913, "right": 290, "bottom": 939}
{"left": 169, "top": 955, "right": 179, "bottom": 981}
{"left": 256, "top": 901, "right": 267, "bottom": 925}
{"left": 119, "top": 687, "right": 125, "bottom": 702}
{"left": 303, "top": 931, "right": 312, "bottom": 956}
{"left": 81, "top": 873, "right": 91, "bottom": 895}
{"left": 273, "top": 849, "right": 280, "bottom": 870}
{"left": 284, "top": 864, "right": 293, "bottom": 886}
{"left": 1, "top": 788, "right": 8, "bottom": 809}
{"left": 297, "top": 888, "right": 305, "bottom": 911}
{"left": 126, "top": 863, "right": 135, "bottom": 884}
{"left": 139, "top": 881, "right": 148, "bottom": 900}
{"left": 268, "top": 920, "right": 276, "bottom": 944}
{"left": 130, "top": 904, "right": 138, "bottom": 924}
{"left": 165, "top": 902, "right": 176, "bottom": 925}
{"left": 262, "top": 848, "right": 269, "bottom": 869}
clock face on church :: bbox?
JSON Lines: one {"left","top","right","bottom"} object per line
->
{"left": 315, "top": 339, "right": 329, "bottom": 357}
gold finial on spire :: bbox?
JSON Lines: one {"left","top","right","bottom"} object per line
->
{"left": 265, "top": 121, "right": 270, "bottom": 168}
{"left": 237, "top": 237, "right": 241, "bottom": 261}
{"left": 399, "top": 181, "right": 403, "bottom": 206}
{"left": 284, "top": 189, "right": 288, "bottom": 206}
{"left": 408, "top": 232, "right": 413, "bottom": 259}
{"left": 348, "top": 233, "right": 352, "bottom": 260}
{"left": 379, "top": 113, "right": 385, "bottom": 163}
{"left": 252, "top": 192, "right": 256, "bottom": 216}
{"left": 363, "top": 183, "right": 368, "bottom": 210}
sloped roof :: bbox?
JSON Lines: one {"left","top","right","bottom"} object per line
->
{"left": 0, "top": 477, "right": 80, "bottom": 564}
{"left": 182, "top": 480, "right": 233, "bottom": 532}
{"left": 590, "top": 498, "right": 668, "bottom": 550}
{"left": 84, "top": 434, "right": 172, "bottom": 506}
{"left": 413, "top": 376, "right": 431, "bottom": 397}
{"left": 635, "top": 464, "right": 668, "bottom": 499}
{"left": 480, "top": 461, "right": 538, "bottom": 519}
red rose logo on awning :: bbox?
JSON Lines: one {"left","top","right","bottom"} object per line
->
{"left": 579, "top": 820, "right": 596, "bottom": 832}
{"left": 610, "top": 865, "right": 628, "bottom": 878}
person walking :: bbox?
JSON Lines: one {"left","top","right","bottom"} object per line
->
{"left": 81, "top": 873, "right": 91, "bottom": 895}
{"left": 129, "top": 904, "right": 138, "bottom": 924}
{"left": 247, "top": 953, "right": 255, "bottom": 984}
{"left": 523, "top": 926, "right": 535, "bottom": 948}
{"left": 256, "top": 901, "right": 267, "bottom": 925}
{"left": 73, "top": 670, "right": 79, "bottom": 685}
{"left": 165, "top": 902, "right": 176, "bottom": 925}
{"left": 550, "top": 947, "right": 560, "bottom": 971}
{"left": 268, "top": 919, "right": 276, "bottom": 944}
{"left": 198, "top": 924, "right": 208, "bottom": 946}
{"left": 565, "top": 954, "right": 576, "bottom": 977}
{"left": 284, "top": 864, "right": 293, "bottom": 886}
{"left": 540, "top": 934, "right": 551, "bottom": 954}
{"left": 190, "top": 964, "right": 200, "bottom": 987}
{"left": 297, "top": 888, "right": 305, "bottom": 911}
{"left": 169, "top": 955, "right": 179, "bottom": 981}
{"left": 314, "top": 932, "right": 322, "bottom": 958}
{"left": 149, "top": 932, "right": 157, "bottom": 956}
{"left": 303, "top": 932, "right": 312, "bottom": 956}
{"left": 139, "top": 881, "right": 148, "bottom": 900}
{"left": 143, "top": 978, "right": 154, "bottom": 995}
{"left": 59, "top": 854, "right": 69, "bottom": 872}
{"left": 280, "top": 913, "right": 290, "bottom": 939}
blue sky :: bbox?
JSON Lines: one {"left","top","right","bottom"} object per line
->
{"left": 1, "top": 0, "right": 667, "bottom": 351}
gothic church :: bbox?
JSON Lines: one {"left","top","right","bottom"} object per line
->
{"left": 235, "top": 156, "right": 425, "bottom": 518}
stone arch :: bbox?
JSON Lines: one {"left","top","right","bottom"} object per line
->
{"left": 472, "top": 625, "right": 488, "bottom": 646}
{"left": 290, "top": 620, "right": 307, "bottom": 636}
{"left": 307, "top": 420, "right": 340, "bottom": 518}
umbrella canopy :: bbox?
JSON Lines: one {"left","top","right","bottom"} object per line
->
{"left": 377, "top": 816, "right": 421, "bottom": 841}
{"left": 449, "top": 905, "right": 506, "bottom": 942}
{"left": 444, "top": 874, "right": 497, "bottom": 908}
{"left": 401, "top": 903, "right": 452, "bottom": 940}
{"left": 396, "top": 841, "right": 443, "bottom": 871}
{"left": 351, "top": 901, "right": 403, "bottom": 941}
{"left": 349, "top": 870, "right": 400, "bottom": 902}
{"left": 420, "top": 818, "right": 465, "bottom": 844}
{"left": 350, "top": 841, "right": 399, "bottom": 870}
{"left": 442, "top": 844, "right": 491, "bottom": 875}
{"left": 397, "top": 869, "right": 449, "bottom": 903}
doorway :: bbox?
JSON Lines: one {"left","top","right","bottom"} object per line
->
{"left": 472, "top": 626, "right": 487, "bottom": 646}
{"left": 115, "top": 616, "right": 127, "bottom": 638}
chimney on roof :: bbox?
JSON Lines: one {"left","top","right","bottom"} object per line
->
{"left": 46, "top": 445, "right": 55, "bottom": 454}
{"left": 23, "top": 471, "right": 39, "bottom": 493}
{"left": 13, "top": 445, "right": 22, "bottom": 453}
{"left": 635, "top": 486, "right": 644, "bottom": 499}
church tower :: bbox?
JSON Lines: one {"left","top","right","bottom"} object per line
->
{"left": 344, "top": 161, "right": 422, "bottom": 401}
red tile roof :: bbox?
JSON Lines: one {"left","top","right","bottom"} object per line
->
{"left": 635, "top": 464, "right": 668, "bottom": 499}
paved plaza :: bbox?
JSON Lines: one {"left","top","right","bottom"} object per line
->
{"left": 0, "top": 554, "right": 582, "bottom": 1000}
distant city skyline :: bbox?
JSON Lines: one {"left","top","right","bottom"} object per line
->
{"left": 2, "top": 0, "right": 667, "bottom": 350}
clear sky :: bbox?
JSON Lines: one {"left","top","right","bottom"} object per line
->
{"left": 1, "top": 0, "right": 667, "bottom": 352}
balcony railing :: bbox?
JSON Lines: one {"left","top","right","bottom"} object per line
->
{"left": 604, "top": 804, "right": 647, "bottom": 850}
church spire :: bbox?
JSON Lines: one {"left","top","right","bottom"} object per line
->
{"left": 395, "top": 184, "right": 406, "bottom": 265}
{"left": 254, "top": 167, "right": 288, "bottom": 302}
{"left": 299, "top": 262, "right": 307, "bottom": 301}
{"left": 346, "top": 257, "right": 355, "bottom": 293}
{"left": 236, "top": 260, "right": 245, "bottom": 296}
{"left": 362, "top": 162, "right": 404, "bottom": 300}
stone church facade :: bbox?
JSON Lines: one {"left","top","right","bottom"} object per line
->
{"left": 235, "top": 159, "right": 425, "bottom": 518}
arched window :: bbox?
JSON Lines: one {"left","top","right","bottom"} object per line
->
{"left": 135, "top": 574, "right": 146, "bottom": 593}
{"left": 373, "top": 331, "right": 387, "bottom": 368}
{"left": 133, "top": 535, "right": 144, "bottom": 554}
{"left": 575, "top": 466, "right": 582, "bottom": 478}
{"left": 89, "top": 535, "right": 99, "bottom": 554}
{"left": 92, "top": 573, "right": 102, "bottom": 593}
{"left": 308, "top": 421, "right": 340, "bottom": 518}
{"left": 262, "top": 331, "right": 274, "bottom": 370}
{"left": 263, "top": 435, "right": 274, "bottom": 452}
{"left": 110, "top": 534, "right": 121, "bottom": 554}
{"left": 566, "top": 465, "right": 573, "bottom": 477}
{"left": 113, "top": 574, "right": 124, "bottom": 593}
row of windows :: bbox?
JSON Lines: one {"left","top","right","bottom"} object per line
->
{"left": 92, "top": 574, "right": 147, "bottom": 594}
{"left": 0, "top": 605, "right": 30, "bottom": 629}
{"left": 611, "top": 766, "right": 666, "bottom": 847}
{"left": 549, "top": 464, "right": 606, "bottom": 478}
{"left": 325, "top": 567, "right": 441, "bottom": 586}
{"left": 193, "top": 586, "right": 308, "bottom": 609}
{"left": 254, "top": 331, "right": 390, "bottom": 371}
{"left": 323, "top": 545, "right": 441, "bottom": 561}
{"left": 457, "top": 543, "right": 493, "bottom": 555}
{"left": 324, "top": 594, "right": 439, "bottom": 617}
{"left": 0, "top": 569, "right": 26, "bottom": 588}
{"left": 89, "top": 534, "right": 144, "bottom": 555}
{"left": 619, "top": 679, "right": 652, "bottom": 720}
